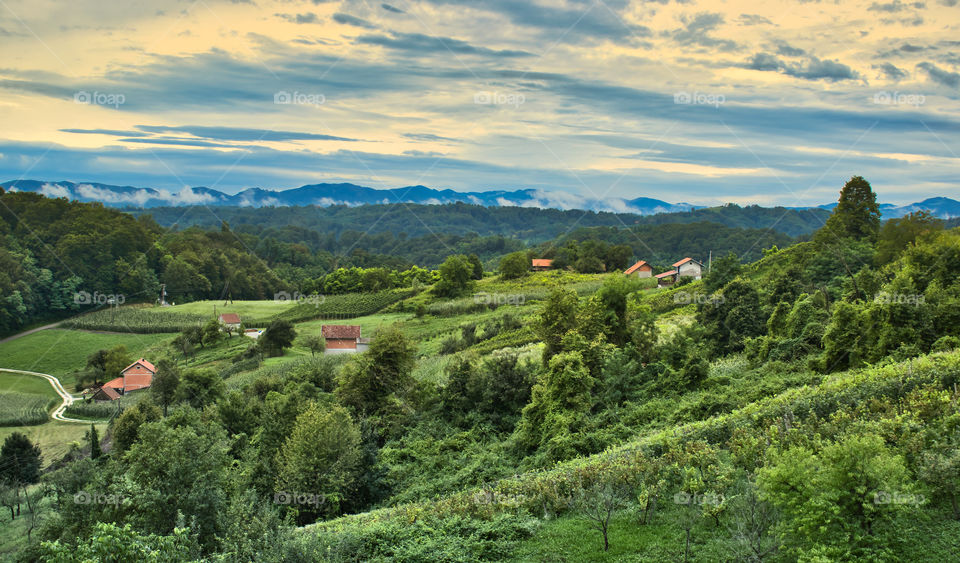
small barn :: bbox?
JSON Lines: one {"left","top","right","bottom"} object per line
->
{"left": 624, "top": 260, "right": 653, "bottom": 278}
{"left": 219, "top": 313, "right": 242, "bottom": 331}
{"left": 673, "top": 257, "right": 704, "bottom": 280}
{"left": 322, "top": 325, "right": 363, "bottom": 354}
{"left": 531, "top": 259, "right": 553, "bottom": 271}
{"left": 91, "top": 385, "right": 121, "bottom": 402}
{"left": 655, "top": 270, "right": 679, "bottom": 287}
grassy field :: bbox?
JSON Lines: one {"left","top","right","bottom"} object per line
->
{"left": 0, "top": 329, "right": 175, "bottom": 384}
{"left": 0, "top": 421, "right": 106, "bottom": 467}
{"left": 149, "top": 300, "right": 296, "bottom": 317}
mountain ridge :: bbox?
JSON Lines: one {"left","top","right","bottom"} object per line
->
{"left": 2, "top": 179, "right": 957, "bottom": 219}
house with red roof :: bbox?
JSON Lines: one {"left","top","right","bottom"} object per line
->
{"left": 531, "top": 259, "right": 553, "bottom": 271}
{"left": 624, "top": 260, "right": 653, "bottom": 278}
{"left": 91, "top": 385, "right": 121, "bottom": 402}
{"left": 672, "top": 257, "right": 704, "bottom": 280}
{"left": 219, "top": 313, "right": 242, "bottom": 331}
{"left": 322, "top": 325, "right": 366, "bottom": 354}
{"left": 102, "top": 358, "right": 156, "bottom": 396}
{"left": 655, "top": 269, "right": 679, "bottom": 287}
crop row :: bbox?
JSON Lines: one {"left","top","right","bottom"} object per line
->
{"left": 0, "top": 393, "right": 52, "bottom": 426}
{"left": 62, "top": 308, "right": 207, "bottom": 333}
{"left": 273, "top": 289, "right": 419, "bottom": 323}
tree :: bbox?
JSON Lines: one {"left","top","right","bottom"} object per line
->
{"left": 821, "top": 175, "right": 881, "bottom": 241}
{"left": 704, "top": 251, "right": 741, "bottom": 294}
{"left": 0, "top": 432, "right": 42, "bottom": 486}
{"left": 515, "top": 351, "right": 595, "bottom": 463}
{"left": 499, "top": 251, "right": 530, "bottom": 280}
{"left": 535, "top": 286, "right": 580, "bottom": 362}
{"left": 260, "top": 319, "right": 297, "bottom": 357}
{"left": 275, "top": 403, "right": 363, "bottom": 523}
{"left": 88, "top": 424, "right": 101, "bottom": 460}
{"left": 433, "top": 254, "right": 475, "bottom": 297}
{"left": 467, "top": 253, "right": 484, "bottom": 280}
{"left": 876, "top": 210, "right": 943, "bottom": 265}
{"left": 758, "top": 434, "right": 911, "bottom": 560}
{"left": 336, "top": 325, "right": 415, "bottom": 416}
{"left": 572, "top": 481, "right": 628, "bottom": 552}
{"left": 123, "top": 415, "right": 231, "bottom": 549}
{"left": 151, "top": 358, "right": 181, "bottom": 416}
{"left": 820, "top": 301, "right": 865, "bottom": 372}
{"left": 176, "top": 368, "right": 224, "bottom": 409}
{"left": 111, "top": 402, "right": 163, "bottom": 452}
{"left": 301, "top": 333, "right": 326, "bottom": 357}
{"left": 201, "top": 318, "right": 222, "bottom": 347}
{"left": 39, "top": 522, "right": 199, "bottom": 562}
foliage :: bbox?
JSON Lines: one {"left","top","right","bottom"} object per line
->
{"left": 499, "top": 250, "right": 530, "bottom": 280}
{"left": 0, "top": 432, "right": 42, "bottom": 484}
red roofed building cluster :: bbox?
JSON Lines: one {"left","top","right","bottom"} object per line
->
{"left": 321, "top": 325, "right": 369, "bottom": 353}
{"left": 94, "top": 358, "right": 156, "bottom": 401}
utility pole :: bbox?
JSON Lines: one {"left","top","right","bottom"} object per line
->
{"left": 159, "top": 284, "right": 167, "bottom": 306}
{"left": 708, "top": 251, "right": 712, "bottom": 273}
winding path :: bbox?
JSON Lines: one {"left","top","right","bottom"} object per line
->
{"left": 0, "top": 367, "right": 87, "bottom": 423}
{"left": 0, "top": 322, "right": 62, "bottom": 344}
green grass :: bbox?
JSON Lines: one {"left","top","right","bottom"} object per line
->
{"left": 0, "top": 371, "right": 60, "bottom": 396}
{"left": 148, "top": 300, "right": 296, "bottom": 317}
{"left": 0, "top": 421, "right": 107, "bottom": 467}
{"left": 0, "top": 329, "right": 175, "bottom": 384}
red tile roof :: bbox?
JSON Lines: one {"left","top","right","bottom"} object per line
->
{"left": 624, "top": 260, "right": 650, "bottom": 275}
{"left": 672, "top": 257, "right": 701, "bottom": 268}
{"left": 654, "top": 270, "right": 679, "bottom": 278}
{"left": 121, "top": 358, "right": 156, "bottom": 374}
{"left": 531, "top": 259, "right": 553, "bottom": 268}
{"left": 219, "top": 313, "right": 241, "bottom": 324}
{"left": 93, "top": 386, "right": 121, "bottom": 401}
{"left": 321, "top": 325, "right": 362, "bottom": 339}
{"left": 104, "top": 374, "right": 153, "bottom": 392}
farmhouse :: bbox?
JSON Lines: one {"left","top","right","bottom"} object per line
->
{"left": 102, "top": 357, "right": 156, "bottom": 395}
{"left": 624, "top": 260, "right": 653, "bottom": 278}
{"left": 673, "top": 257, "right": 704, "bottom": 280}
{"left": 219, "top": 313, "right": 242, "bottom": 331}
{"left": 322, "top": 325, "right": 369, "bottom": 354}
{"left": 531, "top": 259, "right": 553, "bottom": 271}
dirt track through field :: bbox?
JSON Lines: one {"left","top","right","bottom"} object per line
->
{"left": 0, "top": 368, "right": 86, "bottom": 423}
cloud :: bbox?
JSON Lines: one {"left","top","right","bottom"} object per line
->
{"left": 276, "top": 12, "right": 321, "bottom": 24}
{"left": 421, "top": 0, "right": 651, "bottom": 44}
{"left": 134, "top": 125, "right": 360, "bottom": 142}
{"left": 381, "top": 3, "right": 405, "bottom": 13}
{"left": 60, "top": 128, "right": 151, "bottom": 137}
{"left": 332, "top": 13, "right": 377, "bottom": 29}
{"left": 775, "top": 41, "right": 805, "bottom": 56}
{"left": 39, "top": 183, "right": 72, "bottom": 199}
{"left": 876, "top": 62, "right": 907, "bottom": 80}
{"left": 403, "top": 133, "right": 462, "bottom": 143}
{"left": 868, "top": 0, "right": 926, "bottom": 11}
{"left": 738, "top": 14, "right": 773, "bottom": 26}
{"left": 742, "top": 52, "right": 859, "bottom": 81}
{"left": 917, "top": 62, "right": 960, "bottom": 87}
{"left": 356, "top": 31, "right": 534, "bottom": 57}
{"left": 672, "top": 12, "right": 739, "bottom": 52}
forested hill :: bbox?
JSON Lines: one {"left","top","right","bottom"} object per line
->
{"left": 126, "top": 201, "right": 831, "bottom": 240}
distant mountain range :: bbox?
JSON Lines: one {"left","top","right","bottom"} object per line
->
{"left": 2, "top": 179, "right": 958, "bottom": 219}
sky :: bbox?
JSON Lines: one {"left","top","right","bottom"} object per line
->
{"left": 0, "top": 0, "right": 958, "bottom": 207}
